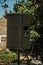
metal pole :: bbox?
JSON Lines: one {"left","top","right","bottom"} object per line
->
{"left": 18, "top": 50, "right": 20, "bottom": 65}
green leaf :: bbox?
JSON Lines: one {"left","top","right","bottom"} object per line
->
{"left": 30, "top": 30, "right": 40, "bottom": 39}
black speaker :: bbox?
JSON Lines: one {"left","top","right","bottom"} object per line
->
{"left": 6, "top": 14, "right": 32, "bottom": 50}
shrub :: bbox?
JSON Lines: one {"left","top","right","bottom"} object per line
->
{"left": 0, "top": 48, "right": 18, "bottom": 64}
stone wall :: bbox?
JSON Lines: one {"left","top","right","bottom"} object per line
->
{"left": 0, "top": 18, "right": 7, "bottom": 49}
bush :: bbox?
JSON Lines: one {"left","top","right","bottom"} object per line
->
{"left": 0, "top": 48, "right": 18, "bottom": 64}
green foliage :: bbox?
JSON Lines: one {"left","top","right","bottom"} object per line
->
{"left": 29, "top": 20, "right": 40, "bottom": 41}
{"left": 0, "top": 49, "right": 18, "bottom": 64}
{"left": 14, "top": 0, "right": 35, "bottom": 15}
{"left": 29, "top": 30, "right": 40, "bottom": 39}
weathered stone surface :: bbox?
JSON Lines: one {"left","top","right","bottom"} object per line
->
{"left": 0, "top": 17, "right": 7, "bottom": 49}
{"left": 0, "top": 17, "right": 7, "bottom": 35}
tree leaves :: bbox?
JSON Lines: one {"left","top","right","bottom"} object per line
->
{"left": 30, "top": 30, "right": 40, "bottom": 39}
{"left": 14, "top": 0, "right": 35, "bottom": 15}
